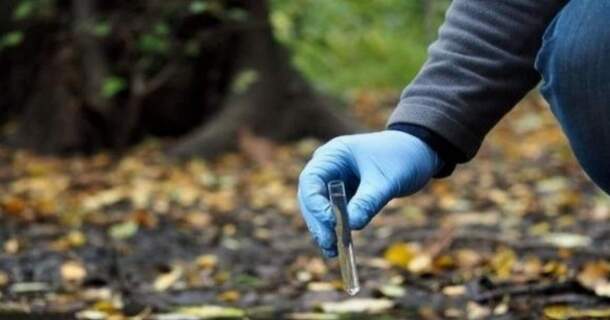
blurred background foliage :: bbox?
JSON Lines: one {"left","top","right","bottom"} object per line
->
{"left": 271, "top": 0, "right": 450, "bottom": 94}
{"left": 0, "top": 0, "right": 451, "bottom": 154}
{"left": 2, "top": 0, "right": 450, "bottom": 95}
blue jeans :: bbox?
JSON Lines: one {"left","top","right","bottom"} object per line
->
{"left": 535, "top": 0, "right": 610, "bottom": 194}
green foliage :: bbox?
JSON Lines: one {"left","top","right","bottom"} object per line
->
{"left": 138, "top": 33, "right": 170, "bottom": 55}
{"left": 137, "top": 22, "right": 172, "bottom": 56}
{"left": 189, "top": 0, "right": 209, "bottom": 15}
{"left": 13, "top": 0, "right": 56, "bottom": 21}
{"left": 14, "top": 1, "right": 35, "bottom": 20}
{"left": 0, "top": 31, "right": 24, "bottom": 50}
{"left": 231, "top": 69, "right": 260, "bottom": 94}
{"left": 102, "top": 76, "right": 127, "bottom": 98}
{"left": 271, "top": 0, "right": 448, "bottom": 94}
{"left": 93, "top": 22, "right": 112, "bottom": 38}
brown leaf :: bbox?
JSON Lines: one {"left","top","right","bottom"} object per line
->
{"left": 578, "top": 261, "right": 610, "bottom": 297}
{"left": 0, "top": 271, "right": 9, "bottom": 288}
{"left": 130, "top": 209, "right": 158, "bottom": 229}
{"left": 2, "top": 196, "right": 27, "bottom": 217}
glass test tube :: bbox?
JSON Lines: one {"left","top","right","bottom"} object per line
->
{"left": 328, "top": 180, "right": 360, "bottom": 296}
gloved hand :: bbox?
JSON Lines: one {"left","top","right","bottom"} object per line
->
{"left": 298, "top": 130, "right": 443, "bottom": 257}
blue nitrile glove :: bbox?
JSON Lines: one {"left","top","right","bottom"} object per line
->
{"left": 298, "top": 130, "right": 443, "bottom": 257}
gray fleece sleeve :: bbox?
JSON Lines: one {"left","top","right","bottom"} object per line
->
{"left": 387, "top": 0, "right": 566, "bottom": 160}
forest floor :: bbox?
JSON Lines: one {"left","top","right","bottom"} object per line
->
{"left": 1, "top": 92, "right": 610, "bottom": 320}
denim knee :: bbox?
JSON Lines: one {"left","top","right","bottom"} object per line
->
{"left": 535, "top": 1, "right": 610, "bottom": 193}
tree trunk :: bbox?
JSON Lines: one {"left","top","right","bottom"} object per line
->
{"left": 168, "top": 0, "right": 360, "bottom": 158}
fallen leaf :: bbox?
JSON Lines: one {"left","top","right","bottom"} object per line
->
{"left": 92, "top": 299, "right": 120, "bottom": 314}
{"left": 4, "top": 238, "right": 19, "bottom": 254}
{"left": 75, "top": 310, "right": 107, "bottom": 320}
{"left": 61, "top": 260, "right": 87, "bottom": 285}
{"left": 218, "top": 290, "right": 240, "bottom": 303}
{"left": 10, "top": 282, "right": 50, "bottom": 293}
{"left": 0, "top": 271, "right": 9, "bottom": 287}
{"left": 130, "top": 209, "right": 158, "bottom": 228}
{"left": 320, "top": 298, "right": 394, "bottom": 314}
{"left": 490, "top": 247, "right": 517, "bottom": 279}
{"left": 384, "top": 242, "right": 417, "bottom": 269}
{"left": 109, "top": 221, "right": 139, "bottom": 240}
{"left": 286, "top": 313, "right": 339, "bottom": 320}
{"left": 154, "top": 265, "right": 183, "bottom": 292}
{"left": 378, "top": 284, "right": 405, "bottom": 298}
{"left": 83, "top": 188, "right": 125, "bottom": 211}
{"left": 542, "top": 233, "right": 591, "bottom": 248}
{"left": 307, "top": 282, "right": 335, "bottom": 292}
{"left": 578, "top": 261, "right": 610, "bottom": 297}
{"left": 2, "top": 196, "right": 27, "bottom": 216}
{"left": 52, "top": 230, "right": 87, "bottom": 250}
{"left": 442, "top": 285, "right": 466, "bottom": 296}
{"left": 66, "top": 230, "right": 87, "bottom": 247}
{"left": 174, "top": 306, "right": 245, "bottom": 319}
{"left": 455, "top": 249, "right": 483, "bottom": 269}
{"left": 408, "top": 254, "right": 433, "bottom": 274}
{"left": 467, "top": 301, "right": 491, "bottom": 319}
{"left": 543, "top": 260, "right": 569, "bottom": 278}
{"left": 184, "top": 212, "right": 211, "bottom": 229}
{"left": 195, "top": 255, "right": 218, "bottom": 270}
{"left": 544, "top": 305, "right": 610, "bottom": 319}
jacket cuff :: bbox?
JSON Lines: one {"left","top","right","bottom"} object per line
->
{"left": 388, "top": 123, "right": 467, "bottom": 178}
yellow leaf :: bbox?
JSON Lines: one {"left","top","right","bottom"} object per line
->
{"left": 490, "top": 247, "right": 517, "bottom": 279}
{"left": 66, "top": 230, "right": 87, "bottom": 247}
{"left": 542, "top": 260, "right": 569, "bottom": 279}
{"left": 383, "top": 242, "right": 417, "bottom": 269}
{"left": 218, "top": 290, "right": 240, "bottom": 303}
{"left": 195, "top": 255, "right": 218, "bottom": 270}
{"left": 92, "top": 300, "right": 119, "bottom": 314}
{"left": 544, "top": 305, "right": 610, "bottom": 319}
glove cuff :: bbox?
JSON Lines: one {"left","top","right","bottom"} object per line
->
{"left": 388, "top": 123, "right": 466, "bottom": 178}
